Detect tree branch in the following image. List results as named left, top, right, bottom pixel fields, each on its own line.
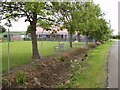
left=37, top=16, right=54, bottom=22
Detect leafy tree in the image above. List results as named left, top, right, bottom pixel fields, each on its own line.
left=0, top=25, right=6, bottom=33
left=117, top=34, right=120, bottom=39
left=52, top=1, right=108, bottom=46
left=81, top=2, right=101, bottom=34
left=72, top=1, right=111, bottom=44
left=0, top=2, right=53, bottom=59
left=88, top=18, right=112, bottom=43
left=52, top=2, right=84, bottom=48
left=77, top=1, right=111, bottom=44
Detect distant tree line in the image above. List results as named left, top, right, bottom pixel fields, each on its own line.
left=112, top=34, right=120, bottom=39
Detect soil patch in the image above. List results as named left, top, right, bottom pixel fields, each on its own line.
left=2, top=44, right=96, bottom=88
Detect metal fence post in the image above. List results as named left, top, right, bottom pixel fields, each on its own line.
left=8, top=28, right=10, bottom=73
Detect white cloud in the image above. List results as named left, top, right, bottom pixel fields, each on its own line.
left=94, top=0, right=119, bottom=35
left=10, top=18, right=29, bottom=32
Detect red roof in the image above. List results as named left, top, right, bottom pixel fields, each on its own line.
left=36, top=27, right=68, bottom=35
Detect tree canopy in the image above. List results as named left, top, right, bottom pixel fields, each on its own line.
left=0, top=1, right=112, bottom=59
left=52, top=1, right=111, bottom=46
left=0, top=2, right=53, bottom=59
left=0, top=25, right=6, bottom=33
left=52, top=2, right=85, bottom=47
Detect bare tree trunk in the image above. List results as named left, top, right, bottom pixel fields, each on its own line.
left=95, top=40, right=97, bottom=45
left=86, top=35, right=88, bottom=44
left=30, top=12, right=40, bottom=59
left=69, top=33, right=73, bottom=48
left=77, top=33, right=80, bottom=42
left=31, top=30, right=40, bottom=59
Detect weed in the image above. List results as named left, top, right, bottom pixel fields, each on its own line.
left=15, top=71, right=26, bottom=85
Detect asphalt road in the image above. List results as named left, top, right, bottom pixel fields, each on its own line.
left=108, top=40, right=118, bottom=88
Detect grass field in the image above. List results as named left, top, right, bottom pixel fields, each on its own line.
left=60, top=41, right=114, bottom=88
left=2, top=41, right=85, bottom=72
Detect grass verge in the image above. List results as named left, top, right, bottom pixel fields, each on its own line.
left=59, top=41, right=114, bottom=88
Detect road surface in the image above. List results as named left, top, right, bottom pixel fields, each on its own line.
left=108, top=40, right=118, bottom=88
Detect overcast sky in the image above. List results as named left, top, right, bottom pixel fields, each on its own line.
left=1, top=0, right=119, bottom=35
left=94, top=0, right=119, bottom=35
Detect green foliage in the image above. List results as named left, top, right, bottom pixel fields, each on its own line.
left=52, top=2, right=80, bottom=34
left=52, top=1, right=111, bottom=46
left=52, top=2, right=85, bottom=47
left=37, top=19, right=52, bottom=30
left=15, top=71, right=26, bottom=84
left=112, top=34, right=120, bottom=39
left=90, top=18, right=112, bottom=42
left=82, top=53, right=88, bottom=61
left=1, top=2, right=54, bottom=59
left=78, top=1, right=111, bottom=42
left=59, top=55, right=69, bottom=63
left=0, top=25, right=6, bottom=33
left=26, top=25, right=32, bottom=35
left=1, top=1, right=112, bottom=53
left=2, top=77, right=9, bottom=87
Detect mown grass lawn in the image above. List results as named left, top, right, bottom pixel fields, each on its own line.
left=60, top=41, right=114, bottom=88
left=2, top=41, right=85, bottom=72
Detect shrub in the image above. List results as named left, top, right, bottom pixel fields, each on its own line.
left=82, top=53, right=88, bottom=61
left=2, top=77, right=9, bottom=87
left=15, top=71, right=26, bottom=85
left=88, top=44, right=96, bottom=49
left=60, top=56, right=66, bottom=62
left=60, top=56, right=69, bottom=62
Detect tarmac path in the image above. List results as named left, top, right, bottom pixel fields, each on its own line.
left=108, top=40, right=118, bottom=88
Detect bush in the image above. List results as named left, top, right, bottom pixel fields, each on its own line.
left=82, top=53, right=88, bottom=61
left=15, top=71, right=26, bottom=85
left=2, top=77, right=9, bottom=87
left=60, top=56, right=66, bottom=62
left=88, top=44, right=96, bottom=49
left=60, top=55, right=69, bottom=61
